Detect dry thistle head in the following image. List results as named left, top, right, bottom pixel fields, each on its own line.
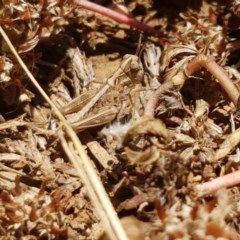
left=151, top=191, right=238, bottom=239
left=0, top=177, right=67, bottom=239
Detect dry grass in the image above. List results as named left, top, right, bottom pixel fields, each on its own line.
left=0, top=0, right=240, bottom=239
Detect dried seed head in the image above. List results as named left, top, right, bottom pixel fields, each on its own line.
left=0, top=179, right=67, bottom=238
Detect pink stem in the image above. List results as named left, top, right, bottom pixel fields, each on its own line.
left=186, top=54, right=239, bottom=105
left=146, top=54, right=240, bottom=118
left=196, top=170, right=240, bottom=196
left=72, top=0, right=158, bottom=34
left=144, top=81, right=173, bottom=117
left=144, top=87, right=162, bottom=117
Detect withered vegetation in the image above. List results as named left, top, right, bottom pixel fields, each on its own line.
left=0, top=0, right=240, bottom=239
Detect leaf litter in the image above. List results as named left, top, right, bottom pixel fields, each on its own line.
left=0, top=0, right=240, bottom=239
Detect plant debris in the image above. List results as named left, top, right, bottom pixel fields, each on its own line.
left=0, top=0, right=240, bottom=239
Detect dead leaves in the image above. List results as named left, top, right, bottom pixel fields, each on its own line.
left=121, top=117, right=171, bottom=165
left=1, top=0, right=240, bottom=239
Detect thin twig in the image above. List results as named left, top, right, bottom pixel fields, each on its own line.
left=59, top=132, right=115, bottom=239
left=0, top=26, right=128, bottom=240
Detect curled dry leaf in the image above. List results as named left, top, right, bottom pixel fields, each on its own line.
left=125, top=145, right=161, bottom=165
left=159, top=44, right=197, bottom=73
left=123, top=116, right=171, bottom=145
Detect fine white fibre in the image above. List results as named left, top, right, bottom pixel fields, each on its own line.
left=100, top=121, right=133, bottom=149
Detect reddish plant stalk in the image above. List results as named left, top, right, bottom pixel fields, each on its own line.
left=185, top=54, right=239, bottom=105
left=144, top=81, right=173, bottom=117
left=196, top=170, right=240, bottom=197
left=72, top=0, right=158, bottom=34
left=145, top=54, right=240, bottom=117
